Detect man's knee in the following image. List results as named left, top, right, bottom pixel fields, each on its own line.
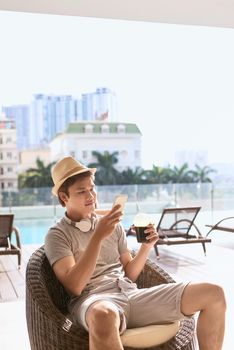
left=207, top=283, right=226, bottom=310
left=181, top=282, right=226, bottom=315
left=86, top=301, right=120, bottom=335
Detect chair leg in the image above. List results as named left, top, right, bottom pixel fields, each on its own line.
left=154, top=244, right=160, bottom=259
left=18, top=252, right=21, bottom=269
left=201, top=242, right=206, bottom=256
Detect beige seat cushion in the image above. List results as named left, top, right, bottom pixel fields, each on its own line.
left=120, top=321, right=180, bottom=348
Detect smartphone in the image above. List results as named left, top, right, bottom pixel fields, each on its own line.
left=112, top=194, right=128, bottom=212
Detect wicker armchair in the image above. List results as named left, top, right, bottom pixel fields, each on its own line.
left=26, top=246, right=195, bottom=350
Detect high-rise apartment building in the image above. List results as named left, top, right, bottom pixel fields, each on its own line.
left=78, top=87, right=117, bottom=121
left=2, top=105, right=30, bottom=149
left=30, top=94, right=77, bottom=146
left=0, top=119, right=19, bottom=190
left=175, top=149, right=208, bottom=168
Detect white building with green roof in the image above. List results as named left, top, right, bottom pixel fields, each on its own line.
left=49, top=122, right=142, bottom=171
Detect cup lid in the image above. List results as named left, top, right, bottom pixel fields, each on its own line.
left=133, top=213, right=154, bottom=226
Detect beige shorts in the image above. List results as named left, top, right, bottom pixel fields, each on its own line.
left=69, top=278, right=191, bottom=334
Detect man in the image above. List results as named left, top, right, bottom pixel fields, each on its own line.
left=45, top=156, right=226, bottom=350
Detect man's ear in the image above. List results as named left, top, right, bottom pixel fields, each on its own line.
left=59, top=192, right=68, bottom=203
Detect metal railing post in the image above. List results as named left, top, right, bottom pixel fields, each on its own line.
left=211, top=183, right=214, bottom=224
left=174, top=184, right=177, bottom=207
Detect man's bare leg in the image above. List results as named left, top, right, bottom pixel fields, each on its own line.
left=86, top=301, right=124, bottom=350
left=181, top=283, right=226, bottom=350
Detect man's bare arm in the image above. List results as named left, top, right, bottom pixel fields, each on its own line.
left=120, top=245, right=151, bottom=282
left=121, top=224, right=159, bottom=282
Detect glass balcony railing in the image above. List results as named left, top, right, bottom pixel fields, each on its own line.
left=0, top=183, right=233, bottom=221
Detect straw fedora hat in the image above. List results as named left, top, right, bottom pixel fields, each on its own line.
left=51, top=156, right=96, bottom=196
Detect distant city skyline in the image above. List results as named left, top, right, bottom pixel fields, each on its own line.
left=2, top=88, right=117, bottom=149
left=0, top=11, right=234, bottom=169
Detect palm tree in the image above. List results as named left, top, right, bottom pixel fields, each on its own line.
left=144, top=165, right=168, bottom=184
left=190, top=164, right=216, bottom=183
left=169, top=163, right=193, bottom=183
left=120, top=167, right=145, bottom=184
left=88, top=151, right=120, bottom=185
left=19, top=158, right=56, bottom=188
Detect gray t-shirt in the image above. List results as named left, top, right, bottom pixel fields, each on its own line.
left=44, top=215, right=129, bottom=295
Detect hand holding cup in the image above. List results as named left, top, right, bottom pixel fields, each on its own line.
left=133, top=213, right=157, bottom=243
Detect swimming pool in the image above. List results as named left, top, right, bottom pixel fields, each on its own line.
left=15, top=215, right=136, bottom=245
left=15, top=218, right=55, bottom=245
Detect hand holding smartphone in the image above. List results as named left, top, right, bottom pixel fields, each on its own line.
left=112, top=194, right=128, bottom=212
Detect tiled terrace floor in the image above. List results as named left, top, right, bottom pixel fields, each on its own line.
left=1, top=231, right=234, bottom=349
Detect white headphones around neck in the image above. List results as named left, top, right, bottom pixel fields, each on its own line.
left=64, top=215, right=96, bottom=232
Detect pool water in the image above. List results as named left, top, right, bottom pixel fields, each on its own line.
left=14, top=215, right=135, bottom=245
left=14, top=218, right=55, bottom=245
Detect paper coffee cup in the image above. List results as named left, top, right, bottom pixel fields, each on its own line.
left=133, top=213, right=153, bottom=243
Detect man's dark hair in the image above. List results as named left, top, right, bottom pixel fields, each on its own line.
left=57, top=171, right=94, bottom=207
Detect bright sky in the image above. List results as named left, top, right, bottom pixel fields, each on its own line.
left=0, top=10, right=234, bottom=168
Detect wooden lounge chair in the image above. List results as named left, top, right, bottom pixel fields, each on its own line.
left=154, top=207, right=211, bottom=258
left=127, top=206, right=211, bottom=259
left=0, top=214, right=22, bottom=268
left=206, top=216, right=234, bottom=237
left=26, top=246, right=195, bottom=350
